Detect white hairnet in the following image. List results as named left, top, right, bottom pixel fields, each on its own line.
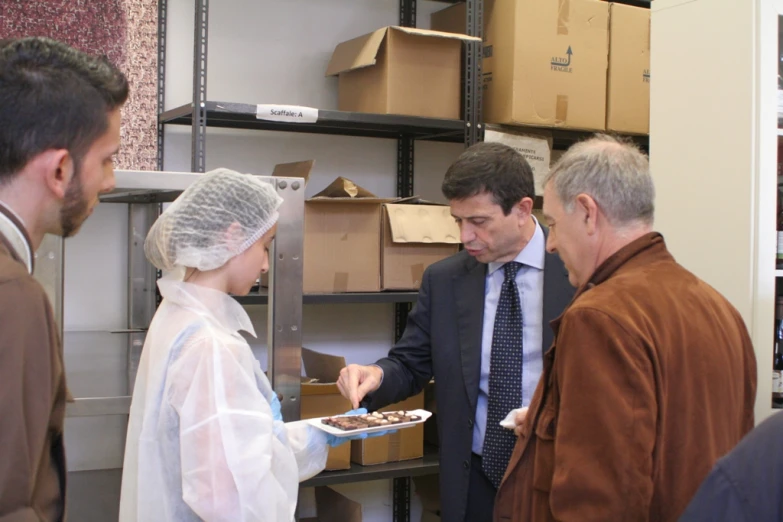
left=145, top=168, right=283, bottom=272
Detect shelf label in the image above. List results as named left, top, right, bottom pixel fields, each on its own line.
left=256, top=104, right=318, bottom=123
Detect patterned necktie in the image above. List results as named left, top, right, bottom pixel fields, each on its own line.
left=482, top=261, right=523, bottom=489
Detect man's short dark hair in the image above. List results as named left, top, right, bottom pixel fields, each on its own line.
left=0, top=37, right=129, bottom=183
left=441, top=141, right=536, bottom=215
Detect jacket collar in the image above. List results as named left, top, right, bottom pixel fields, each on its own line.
left=0, top=200, right=34, bottom=273
left=157, top=275, right=256, bottom=337
left=550, top=232, right=670, bottom=334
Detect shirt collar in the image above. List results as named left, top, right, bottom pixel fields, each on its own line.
left=488, top=216, right=546, bottom=276
left=157, top=275, right=257, bottom=337
left=0, top=200, right=34, bottom=274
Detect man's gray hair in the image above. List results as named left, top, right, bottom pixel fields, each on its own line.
left=543, top=134, right=655, bottom=227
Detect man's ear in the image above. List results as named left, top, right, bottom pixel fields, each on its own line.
left=41, top=149, right=74, bottom=200
left=515, top=196, right=534, bottom=223
left=575, top=193, right=599, bottom=235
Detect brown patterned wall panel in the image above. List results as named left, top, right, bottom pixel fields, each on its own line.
left=0, top=0, right=159, bottom=171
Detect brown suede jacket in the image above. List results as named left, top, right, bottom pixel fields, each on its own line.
left=0, top=212, right=69, bottom=522
left=494, top=233, right=757, bottom=522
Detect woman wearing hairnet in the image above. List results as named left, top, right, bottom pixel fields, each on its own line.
left=118, top=169, right=384, bottom=521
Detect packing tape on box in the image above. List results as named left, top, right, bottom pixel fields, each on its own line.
left=556, top=95, right=569, bottom=124
left=558, top=0, right=570, bottom=36
left=333, top=272, right=349, bottom=292
left=388, top=431, right=402, bottom=462
left=411, top=263, right=425, bottom=287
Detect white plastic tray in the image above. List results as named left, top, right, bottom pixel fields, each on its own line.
left=306, top=409, right=433, bottom=438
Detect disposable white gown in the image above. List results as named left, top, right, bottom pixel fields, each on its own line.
left=119, top=277, right=329, bottom=522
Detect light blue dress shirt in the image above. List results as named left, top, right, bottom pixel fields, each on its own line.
left=472, top=219, right=545, bottom=456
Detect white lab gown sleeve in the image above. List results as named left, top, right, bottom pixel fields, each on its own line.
left=281, top=420, right=330, bottom=482
left=168, top=334, right=328, bottom=522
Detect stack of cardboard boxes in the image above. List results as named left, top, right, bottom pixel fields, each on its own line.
left=429, top=0, right=650, bottom=135
left=303, top=175, right=461, bottom=293
left=262, top=161, right=461, bottom=293
left=322, top=0, right=650, bottom=135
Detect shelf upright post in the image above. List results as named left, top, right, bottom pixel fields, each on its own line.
left=392, top=2, right=417, bottom=521
left=464, top=0, right=484, bottom=147
left=267, top=177, right=306, bottom=422
left=192, top=0, right=209, bottom=173
left=127, top=204, right=160, bottom=395
left=399, top=0, right=416, bottom=28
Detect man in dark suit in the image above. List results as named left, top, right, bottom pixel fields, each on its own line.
left=336, top=142, right=574, bottom=522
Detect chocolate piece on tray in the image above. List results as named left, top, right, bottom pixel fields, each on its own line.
left=321, top=410, right=423, bottom=431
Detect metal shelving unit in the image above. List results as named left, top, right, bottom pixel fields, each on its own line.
left=301, top=445, right=440, bottom=489
left=160, top=102, right=467, bottom=142
left=155, top=1, right=482, bottom=520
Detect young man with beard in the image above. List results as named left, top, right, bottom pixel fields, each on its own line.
left=0, top=37, right=128, bottom=521
left=336, top=142, right=575, bottom=522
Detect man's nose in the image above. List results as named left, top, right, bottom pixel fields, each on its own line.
left=101, top=168, right=116, bottom=193
left=545, top=234, right=556, bottom=254
left=460, top=224, right=475, bottom=244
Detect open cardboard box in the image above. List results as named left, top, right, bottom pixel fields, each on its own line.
left=326, top=26, right=480, bottom=119
left=303, top=174, right=459, bottom=292
left=261, top=163, right=460, bottom=293
left=301, top=348, right=425, bottom=467
left=414, top=474, right=441, bottom=522
left=300, top=486, right=362, bottom=522
left=350, top=391, right=425, bottom=466
left=300, top=348, right=354, bottom=470
left=381, top=200, right=460, bottom=290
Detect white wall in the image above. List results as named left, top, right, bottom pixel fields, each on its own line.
left=63, top=0, right=464, bottom=519
left=650, top=0, right=779, bottom=423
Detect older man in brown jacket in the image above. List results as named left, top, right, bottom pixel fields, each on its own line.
left=494, top=135, right=757, bottom=522
left=0, top=38, right=127, bottom=521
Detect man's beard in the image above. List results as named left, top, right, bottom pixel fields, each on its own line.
left=60, top=170, right=89, bottom=238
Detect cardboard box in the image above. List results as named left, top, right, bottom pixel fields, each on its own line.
left=350, top=392, right=425, bottom=466
left=413, top=475, right=441, bottom=522
left=484, top=127, right=553, bottom=196
left=430, top=2, right=466, bottom=34
left=300, top=348, right=354, bottom=470
left=304, top=179, right=394, bottom=293
left=381, top=202, right=460, bottom=290
left=326, top=26, right=479, bottom=119
left=606, top=3, right=650, bottom=134
left=304, top=177, right=459, bottom=292
left=302, top=487, right=362, bottom=522
left=431, top=0, right=609, bottom=130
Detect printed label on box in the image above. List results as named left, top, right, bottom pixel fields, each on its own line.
left=484, top=129, right=552, bottom=195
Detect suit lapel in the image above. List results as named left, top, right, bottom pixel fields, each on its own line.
left=454, top=254, right=486, bottom=413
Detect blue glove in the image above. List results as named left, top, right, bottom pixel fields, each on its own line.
left=270, top=394, right=283, bottom=422
left=326, top=408, right=398, bottom=448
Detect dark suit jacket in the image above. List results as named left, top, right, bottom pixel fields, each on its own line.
left=363, top=226, right=574, bottom=522
left=678, top=410, right=783, bottom=522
